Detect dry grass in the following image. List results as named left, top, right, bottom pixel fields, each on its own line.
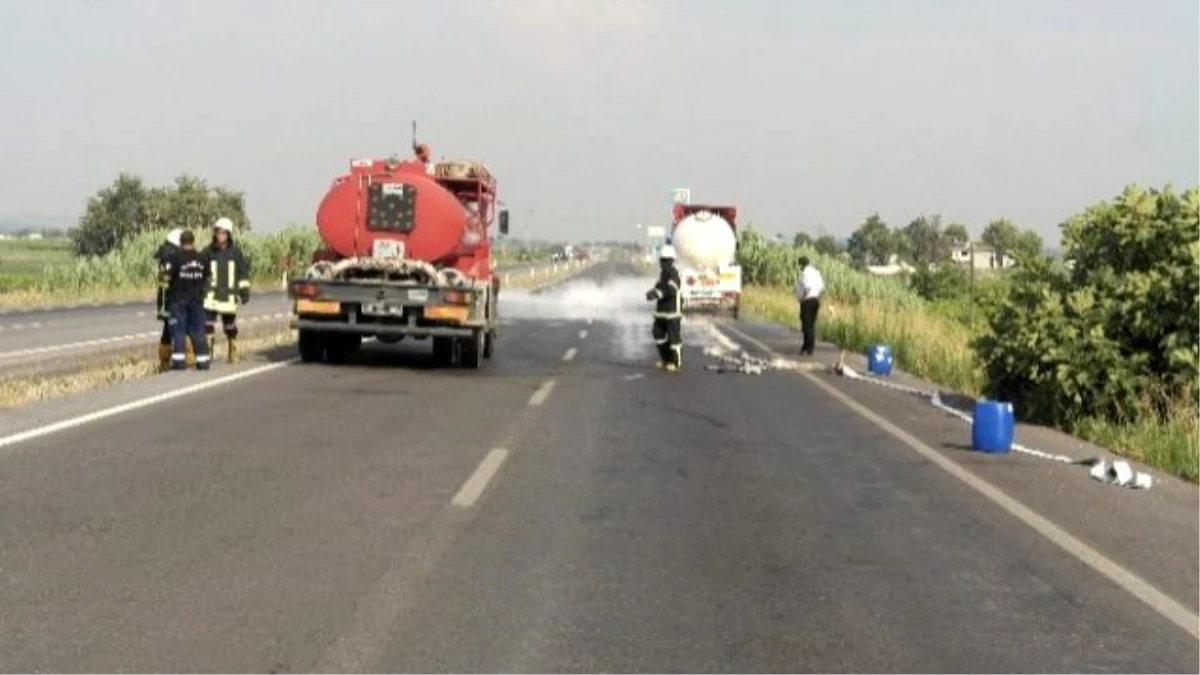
left=741, top=285, right=983, bottom=395
left=741, top=284, right=1199, bottom=482
left=0, top=327, right=296, bottom=409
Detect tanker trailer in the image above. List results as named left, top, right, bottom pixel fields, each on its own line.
left=287, top=148, right=509, bottom=368
left=669, top=203, right=741, bottom=319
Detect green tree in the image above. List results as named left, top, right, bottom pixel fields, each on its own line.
left=792, top=231, right=813, bottom=248
left=980, top=218, right=1022, bottom=261
left=898, top=214, right=951, bottom=266
left=68, top=173, right=250, bottom=257
left=813, top=234, right=842, bottom=258
left=1012, top=229, right=1044, bottom=261
left=943, top=222, right=970, bottom=250
left=846, top=213, right=897, bottom=266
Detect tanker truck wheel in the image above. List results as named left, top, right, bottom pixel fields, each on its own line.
left=432, top=336, right=454, bottom=366
left=482, top=329, right=494, bottom=359
left=460, top=330, right=485, bottom=369
left=325, top=333, right=361, bottom=364
left=298, top=329, right=325, bottom=363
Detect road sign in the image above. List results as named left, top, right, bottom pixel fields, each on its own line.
left=670, top=188, right=690, bottom=205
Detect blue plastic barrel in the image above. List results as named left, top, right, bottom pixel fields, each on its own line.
left=867, top=344, right=893, bottom=376
left=972, top=400, right=1014, bottom=453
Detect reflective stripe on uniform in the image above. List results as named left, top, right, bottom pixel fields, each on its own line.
left=195, top=354, right=211, bottom=363
left=654, top=312, right=682, bottom=319
left=204, top=297, right=238, bottom=313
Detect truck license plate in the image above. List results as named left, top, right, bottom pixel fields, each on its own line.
left=407, top=289, right=428, bottom=302
left=362, top=302, right=403, bottom=317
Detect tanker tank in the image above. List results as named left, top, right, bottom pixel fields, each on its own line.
left=314, top=165, right=482, bottom=264
left=671, top=212, right=737, bottom=270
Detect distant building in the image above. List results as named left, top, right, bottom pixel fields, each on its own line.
left=950, top=242, right=1015, bottom=270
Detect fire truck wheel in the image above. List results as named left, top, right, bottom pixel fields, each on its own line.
left=298, top=329, right=325, bottom=363
left=325, top=333, right=361, bottom=364
left=432, top=336, right=454, bottom=366
left=461, top=330, right=484, bottom=369
left=483, top=329, right=494, bottom=359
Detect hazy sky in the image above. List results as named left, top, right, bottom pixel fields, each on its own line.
left=1, top=0, right=1196, bottom=244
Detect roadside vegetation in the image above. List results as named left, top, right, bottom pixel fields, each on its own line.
left=738, top=183, right=1199, bottom=482
left=0, top=172, right=558, bottom=310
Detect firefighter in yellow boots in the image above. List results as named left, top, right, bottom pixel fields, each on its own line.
left=201, top=217, right=251, bottom=363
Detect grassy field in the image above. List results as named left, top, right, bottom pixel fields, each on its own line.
left=740, top=284, right=1199, bottom=482
left=0, top=238, right=74, bottom=294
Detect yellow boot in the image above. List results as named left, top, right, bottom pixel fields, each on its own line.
left=157, top=343, right=172, bottom=373
left=185, top=337, right=197, bottom=367
left=227, top=337, right=239, bottom=364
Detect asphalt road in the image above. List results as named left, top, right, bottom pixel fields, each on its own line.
left=0, top=262, right=1195, bottom=673
left=0, top=263, right=565, bottom=377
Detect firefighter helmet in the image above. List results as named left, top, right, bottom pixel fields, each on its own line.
left=659, top=244, right=677, bottom=260
left=213, top=217, right=235, bottom=234
left=166, top=228, right=183, bottom=247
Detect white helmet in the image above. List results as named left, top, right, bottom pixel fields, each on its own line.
left=659, top=244, right=676, bottom=260
left=213, top=217, right=235, bottom=234
left=166, top=228, right=183, bottom=247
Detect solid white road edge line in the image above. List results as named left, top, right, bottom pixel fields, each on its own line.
left=717, top=321, right=1200, bottom=640
left=527, top=379, right=556, bottom=406
left=0, top=361, right=294, bottom=453
left=451, top=448, right=510, bottom=508
left=563, top=347, right=577, bottom=362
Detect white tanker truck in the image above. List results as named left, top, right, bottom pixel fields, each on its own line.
left=668, top=202, right=741, bottom=319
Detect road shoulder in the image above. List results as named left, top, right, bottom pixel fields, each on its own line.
left=719, top=318, right=1200, bottom=619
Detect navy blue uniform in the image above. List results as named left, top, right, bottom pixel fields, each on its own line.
left=163, top=249, right=212, bottom=370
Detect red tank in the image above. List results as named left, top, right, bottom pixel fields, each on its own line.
left=314, top=156, right=493, bottom=273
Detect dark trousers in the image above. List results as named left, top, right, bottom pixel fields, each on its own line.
left=170, top=299, right=210, bottom=369
left=205, top=310, right=238, bottom=340
left=799, top=297, right=820, bottom=355
left=652, top=317, right=683, bottom=367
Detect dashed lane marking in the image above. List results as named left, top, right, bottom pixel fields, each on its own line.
left=0, top=313, right=293, bottom=360
left=563, top=347, right=577, bottom=362
left=527, top=379, right=556, bottom=406
left=451, top=448, right=510, bottom=508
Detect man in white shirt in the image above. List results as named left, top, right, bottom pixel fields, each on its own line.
left=794, top=256, right=824, bottom=356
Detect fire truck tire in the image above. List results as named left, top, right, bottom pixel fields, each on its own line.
left=483, top=329, right=495, bottom=359
left=461, top=330, right=484, bottom=369
left=432, top=336, right=454, bottom=366
left=325, top=333, right=361, bottom=364
left=298, top=329, right=325, bottom=363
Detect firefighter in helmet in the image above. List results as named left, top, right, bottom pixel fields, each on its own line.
left=645, top=244, right=684, bottom=371
left=153, top=228, right=195, bottom=371
left=201, top=217, right=251, bottom=362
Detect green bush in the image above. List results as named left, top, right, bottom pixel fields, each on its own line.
left=972, top=184, right=1199, bottom=427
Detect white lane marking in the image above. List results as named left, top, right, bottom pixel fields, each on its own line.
left=563, top=347, right=577, bottom=362
left=0, top=361, right=293, bottom=453
left=624, top=373, right=645, bottom=381
left=527, top=379, right=556, bottom=406
left=0, top=313, right=293, bottom=360
left=0, top=332, right=160, bottom=359
left=717, top=322, right=1200, bottom=640
left=578, top=329, right=588, bottom=340
left=451, top=448, right=509, bottom=508
left=136, top=311, right=147, bottom=317
left=586, top=318, right=594, bottom=326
